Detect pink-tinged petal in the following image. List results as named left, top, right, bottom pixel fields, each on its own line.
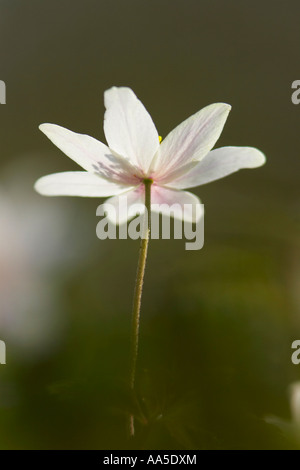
left=104, top=87, right=160, bottom=172
left=163, top=146, right=266, bottom=189
left=34, top=172, right=135, bottom=197
left=102, top=185, right=145, bottom=225
left=39, top=123, right=139, bottom=185
left=156, top=160, right=199, bottom=185
left=154, top=103, right=231, bottom=178
left=151, top=186, right=203, bottom=223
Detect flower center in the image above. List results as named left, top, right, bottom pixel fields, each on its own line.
left=143, top=177, right=153, bottom=185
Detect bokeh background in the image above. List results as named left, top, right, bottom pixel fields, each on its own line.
left=0, top=0, right=300, bottom=449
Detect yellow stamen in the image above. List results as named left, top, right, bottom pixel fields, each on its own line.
left=158, top=135, right=162, bottom=143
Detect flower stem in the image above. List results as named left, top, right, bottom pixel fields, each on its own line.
left=128, top=179, right=152, bottom=437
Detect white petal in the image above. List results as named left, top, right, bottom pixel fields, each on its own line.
left=151, top=186, right=203, bottom=223
left=163, top=146, right=266, bottom=189
left=104, top=87, right=160, bottom=172
left=154, top=103, right=231, bottom=177
left=39, top=123, right=139, bottom=184
left=156, top=160, right=199, bottom=185
left=102, top=186, right=145, bottom=225
left=34, top=172, right=134, bottom=197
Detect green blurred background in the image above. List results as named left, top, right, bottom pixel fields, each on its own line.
left=0, top=0, right=300, bottom=449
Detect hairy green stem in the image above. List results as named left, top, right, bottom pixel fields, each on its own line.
left=128, top=179, right=152, bottom=437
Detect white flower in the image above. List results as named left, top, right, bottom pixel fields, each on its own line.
left=35, top=87, right=266, bottom=223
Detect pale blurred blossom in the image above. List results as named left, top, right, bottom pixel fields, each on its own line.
left=0, top=160, right=92, bottom=360
left=289, top=381, right=300, bottom=428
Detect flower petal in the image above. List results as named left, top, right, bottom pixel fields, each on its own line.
left=156, top=160, right=199, bottom=185
left=154, top=103, right=231, bottom=177
left=34, top=172, right=134, bottom=197
left=104, top=87, right=160, bottom=172
left=102, top=185, right=145, bottom=225
left=151, top=186, right=203, bottom=223
left=39, top=123, right=139, bottom=185
left=163, top=146, right=266, bottom=189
